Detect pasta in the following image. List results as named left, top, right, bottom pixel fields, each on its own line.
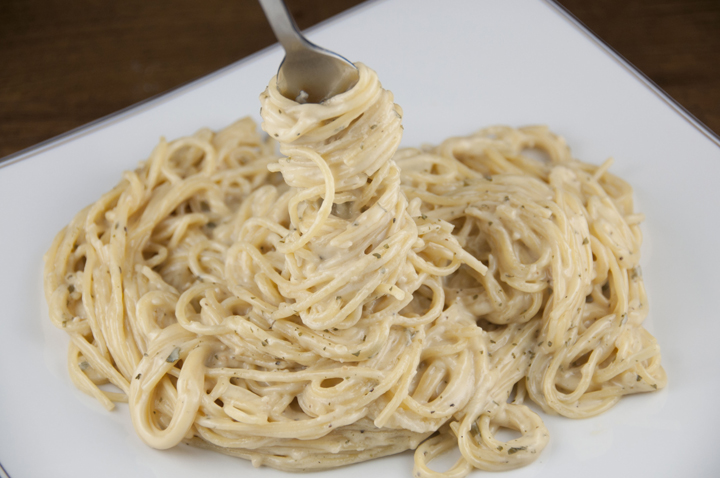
left=44, top=63, right=666, bottom=476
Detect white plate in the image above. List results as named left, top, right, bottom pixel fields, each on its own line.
left=1, top=1, right=719, bottom=477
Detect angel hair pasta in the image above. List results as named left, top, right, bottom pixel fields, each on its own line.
left=44, top=63, right=666, bottom=476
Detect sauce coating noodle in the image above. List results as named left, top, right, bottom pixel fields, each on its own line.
left=44, top=64, right=665, bottom=475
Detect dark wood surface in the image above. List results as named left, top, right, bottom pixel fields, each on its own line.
left=558, top=0, right=720, bottom=137
left=1, top=0, right=718, bottom=159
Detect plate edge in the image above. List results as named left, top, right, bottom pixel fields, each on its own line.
left=544, top=0, right=720, bottom=149
left=0, top=461, right=12, bottom=478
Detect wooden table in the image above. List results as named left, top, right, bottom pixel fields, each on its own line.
left=1, top=0, right=718, bottom=159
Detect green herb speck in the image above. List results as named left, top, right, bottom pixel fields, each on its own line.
left=166, top=347, right=181, bottom=363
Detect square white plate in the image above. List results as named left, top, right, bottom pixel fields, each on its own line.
left=2, top=1, right=719, bottom=477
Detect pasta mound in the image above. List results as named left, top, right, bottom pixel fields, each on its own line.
left=44, top=64, right=665, bottom=476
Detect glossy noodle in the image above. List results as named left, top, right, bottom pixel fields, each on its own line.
left=44, top=64, right=666, bottom=476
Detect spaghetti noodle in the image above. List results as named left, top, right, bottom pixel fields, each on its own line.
left=44, top=63, right=665, bottom=476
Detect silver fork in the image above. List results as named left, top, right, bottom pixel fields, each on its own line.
left=258, top=0, right=359, bottom=103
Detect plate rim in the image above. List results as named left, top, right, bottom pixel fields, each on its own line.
left=544, top=0, right=720, bottom=148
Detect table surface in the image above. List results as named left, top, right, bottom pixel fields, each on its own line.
left=1, top=0, right=718, bottom=159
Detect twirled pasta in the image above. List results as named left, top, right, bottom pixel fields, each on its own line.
left=44, top=63, right=665, bottom=476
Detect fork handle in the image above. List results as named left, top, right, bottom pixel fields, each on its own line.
left=258, top=0, right=309, bottom=53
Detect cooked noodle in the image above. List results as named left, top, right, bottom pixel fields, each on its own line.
left=44, top=63, right=665, bottom=475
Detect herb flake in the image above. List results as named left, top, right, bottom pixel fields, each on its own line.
left=166, top=347, right=181, bottom=363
